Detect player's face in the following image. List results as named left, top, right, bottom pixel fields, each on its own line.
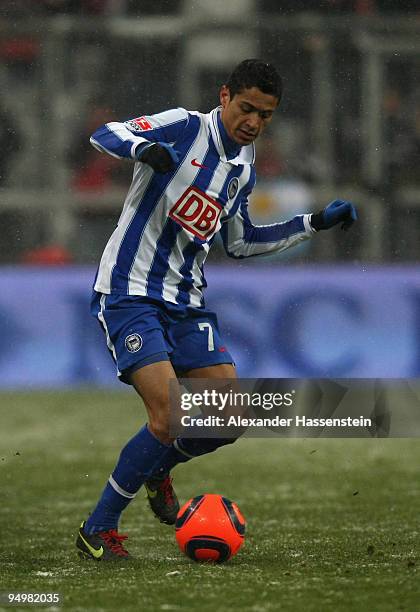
left=219, top=85, right=279, bottom=146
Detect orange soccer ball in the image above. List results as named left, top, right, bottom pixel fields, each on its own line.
left=175, top=494, right=246, bottom=563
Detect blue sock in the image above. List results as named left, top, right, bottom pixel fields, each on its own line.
left=85, top=425, right=170, bottom=534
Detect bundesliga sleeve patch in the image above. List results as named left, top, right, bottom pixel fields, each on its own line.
left=125, top=116, right=153, bottom=132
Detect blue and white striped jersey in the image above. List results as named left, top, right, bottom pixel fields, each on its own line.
left=91, top=107, right=314, bottom=308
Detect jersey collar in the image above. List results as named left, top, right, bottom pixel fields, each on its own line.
left=209, top=107, right=255, bottom=166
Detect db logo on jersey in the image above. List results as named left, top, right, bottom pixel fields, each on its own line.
left=170, top=186, right=222, bottom=240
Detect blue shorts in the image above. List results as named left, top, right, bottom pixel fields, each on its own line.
left=91, top=292, right=234, bottom=384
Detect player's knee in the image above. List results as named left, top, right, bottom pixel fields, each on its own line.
left=148, top=416, right=174, bottom=445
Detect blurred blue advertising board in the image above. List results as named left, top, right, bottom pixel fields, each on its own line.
left=1, top=266, right=419, bottom=388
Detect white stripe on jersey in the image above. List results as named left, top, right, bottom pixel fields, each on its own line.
left=95, top=165, right=155, bottom=294
left=188, top=243, right=210, bottom=307
left=127, top=120, right=210, bottom=295
left=161, top=231, right=197, bottom=304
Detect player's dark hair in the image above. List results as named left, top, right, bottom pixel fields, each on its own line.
left=225, top=59, right=283, bottom=102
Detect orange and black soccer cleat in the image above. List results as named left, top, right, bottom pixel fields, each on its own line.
left=144, top=474, right=180, bottom=525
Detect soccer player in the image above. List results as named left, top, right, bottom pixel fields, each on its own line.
left=76, top=59, right=357, bottom=560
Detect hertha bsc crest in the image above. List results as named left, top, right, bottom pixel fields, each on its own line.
left=125, top=333, right=143, bottom=353
left=228, top=177, right=239, bottom=200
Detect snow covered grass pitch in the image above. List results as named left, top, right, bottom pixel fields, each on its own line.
left=0, top=391, right=419, bottom=611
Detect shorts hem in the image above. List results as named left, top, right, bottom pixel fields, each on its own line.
left=119, top=351, right=170, bottom=384
left=173, top=356, right=235, bottom=375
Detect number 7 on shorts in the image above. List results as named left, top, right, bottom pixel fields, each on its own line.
left=198, top=322, right=215, bottom=351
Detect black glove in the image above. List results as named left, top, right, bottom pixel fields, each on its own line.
left=310, top=199, right=358, bottom=231
left=136, top=142, right=180, bottom=173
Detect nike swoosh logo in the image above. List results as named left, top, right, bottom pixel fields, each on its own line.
left=79, top=530, right=104, bottom=559
left=191, top=158, right=208, bottom=169
left=145, top=484, right=157, bottom=498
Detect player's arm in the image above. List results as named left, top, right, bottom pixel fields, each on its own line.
left=221, top=196, right=357, bottom=259
left=89, top=108, right=189, bottom=173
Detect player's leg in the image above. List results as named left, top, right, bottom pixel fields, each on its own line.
left=128, top=363, right=181, bottom=525
left=139, top=310, right=238, bottom=525
left=78, top=360, right=181, bottom=559
left=78, top=294, right=179, bottom=559
left=147, top=305, right=241, bottom=481
left=129, top=360, right=178, bottom=444
left=153, top=363, right=240, bottom=477
left=137, top=315, right=244, bottom=525
left=140, top=363, right=239, bottom=526
left=82, top=361, right=178, bottom=533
